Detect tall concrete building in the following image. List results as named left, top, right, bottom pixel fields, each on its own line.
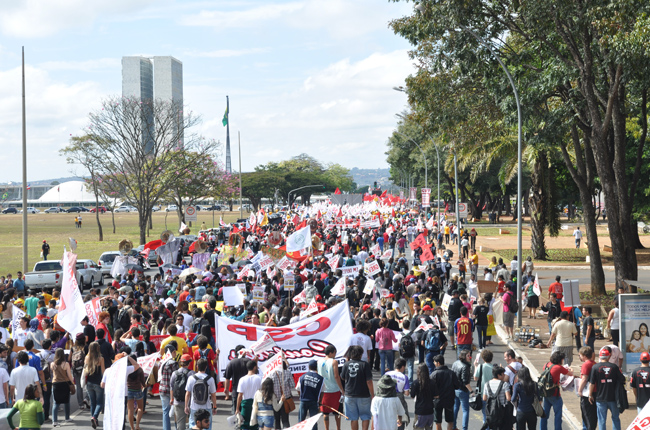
left=122, top=55, right=184, bottom=150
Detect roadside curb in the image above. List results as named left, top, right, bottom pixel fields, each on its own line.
left=494, top=324, right=582, bottom=430
left=531, top=265, right=650, bottom=271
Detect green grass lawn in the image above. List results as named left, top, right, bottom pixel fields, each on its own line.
left=489, top=247, right=598, bottom=263
left=0, top=210, right=249, bottom=275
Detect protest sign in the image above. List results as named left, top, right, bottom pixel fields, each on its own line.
left=365, top=261, right=381, bottom=276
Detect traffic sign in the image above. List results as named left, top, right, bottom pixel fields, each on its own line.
left=185, top=205, right=197, bottom=222
left=458, top=202, right=468, bottom=218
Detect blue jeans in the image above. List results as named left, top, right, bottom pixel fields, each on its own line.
left=425, top=350, right=440, bottom=374
left=299, top=400, right=320, bottom=430
left=476, top=326, right=488, bottom=348
left=378, top=349, right=395, bottom=375
left=86, top=381, right=104, bottom=420
left=453, top=390, right=469, bottom=430
left=405, top=357, right=415, bottom=384
left=52, top=399, right=70, bottom=423
left=541, top=396, right=563, bottom=430
left=584, top=337, right=595, bottom=351
left=596, top=401, right=620, bottom=430
left=160, top=394, right=172, bottom=430
left=547, top=321, right=553, bottom=335
left=457, top=344, right=472, bottom=359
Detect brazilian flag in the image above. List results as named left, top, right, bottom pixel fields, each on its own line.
left=222, top=106, right=228, bottom=126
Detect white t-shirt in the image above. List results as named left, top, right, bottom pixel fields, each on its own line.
left=0, top=368, right=10, bottom=404
left=573, top=229, right=583, bottom=239
left=186, top=372, right=217, bottom=410
left=9, top=365, right=39, bottom=400
left=13, top=328, right=28, bottom=347
left=349, top=333, right=372, bottom=361
left=0, top=327, right=10, bottom=344
left=504, top=361, right=522, bottom=384
left=237, top=374, right=262, bottom=400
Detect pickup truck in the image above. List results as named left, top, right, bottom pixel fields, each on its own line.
left=24, top=261, right=80, bottom=290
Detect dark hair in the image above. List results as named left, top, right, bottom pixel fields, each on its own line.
left=197, top=358, right=208, bottom=372
left=379, top=318, right=388, bottom=328
left=246, top=360, right=258, bottom=372
left=132, top=328, right=141, bottom=338
left=167, top=325, right=177, bottom=336
left=24, top=384, right=38, bottom=401
left=194, top=409, right=211, bottom=422
left=324, top=345, right=337, bottom=356
left=481, top=349, right=493, bottom=363
left=458, top=349, right=471, bottom=362
left=433, top=354, right=444, bottom=365
left=348, top=345, right=364, bottom=361
left=559, top=311, right=569, bottom=319
left=96, top=328, right=105, bottom=339
left=505, top=349, right=516, bottom=360
left=579, top=346, right=593, bottom=360
left=517, top=366, right=535, bottom=396
left=261, top=378, right=274, bottom=403
left=402, top=319, right=410, bottom=330
left=460, top=307, right=468, bottom=316
left=17, top=351, right=29, bottom=365
left=24, top=339, right=34, bottom=350
left=550, top=351, right=565, bottom=365
left=416, top=363, right=432, bottom=397
left=492, top=365, right=505, bottom=378
left=356, top=319, right=370, bottom=333
left=42, top=339, right=52, bottom=350
left=583, top=306, right=592, bottom=314
left=395, top=358, right=406, bottom=369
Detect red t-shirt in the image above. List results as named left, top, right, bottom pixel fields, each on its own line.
left=455, top=317, right=474, bottom=345
left=179, top=291, right=190, bottom=302
left=549, top=282, right=564, bottom=299
left=545, top=362, right=570, bottom=396
left=191, top=347, right=216, bottom=372
left=581, top=360, right=595, bottom=378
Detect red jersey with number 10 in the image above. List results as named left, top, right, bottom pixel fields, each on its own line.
left=455, top=317, right=474, bottom=345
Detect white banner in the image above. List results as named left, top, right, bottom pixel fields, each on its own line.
left=58, top=250, right=86, bottom=336
left=11, top=306, right=26, bottom=341
left=249, top=332, right=278, bottom=358
left=409, top=187, right=417, bottom=201
left=628, top=397, right=650, bottom=430
left=252, top=286, right=264, bottom=303
left=292, top=289, right=306, bottom=304
left=380, top=249, right=393, bottom=260
left=223, top=286, right=245, bottom=307
left=362, top=279, right=375, bottom=295
left=532, top=273, right=541, bottom=296
left=84, top=297, right=104, bottom=327
left=421, top=188, right=431, bottom=207
left=327, top=255, right=340, bottom=271
left=340, top=265, right=361, bottom=278
left=277, top=256, right=291, bottom=271
left=365, top=261, right=381, bottom=277
left=300, top=299, right=318, bottom=318
left=259, top=255, right=274, bottom=271
left=104, top=356, right=128, bottom=430
left=137, top=353, right=159, bottom=377
left=216, top=301, right=353, bottom=378
left=286, top=413, right=323, bottom=430
left=260, top=351, right=284, bottom=380
left=286, top=226, right=311, bottom=253
left=330, top=278, right=346, bottom=297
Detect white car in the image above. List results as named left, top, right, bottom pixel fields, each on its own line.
left=75, top=259, right=103, bottom=289
left=166, top=205, right=178, bottom=212
left=24, top=207, right=39, bottom=214
left=115, top=206, right=135, bottom=212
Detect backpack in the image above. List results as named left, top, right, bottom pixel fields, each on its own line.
left=485, top=380, right=507, bottom=427
left=72, top=348, right=85, bottom=373
left=399, top=332, right=416, bottom=358
left=424, top=329, right=441, bottom=352
left=507, top=292, right=519, bottom=313
left=537, top=364, right=558, bottom=397
left=172, top=368, right=190, bottom=402
left=41, top=353, right=52, bottom=381
left=192, top=374, right=211, bottom=404
left=117, top=307, right=131, bottom=332
left=191, top=318, right=208, bottom=334
left=197, top=349, right=216, bottom=379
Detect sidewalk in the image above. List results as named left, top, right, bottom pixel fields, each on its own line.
left=496, top=309, right=637, bottom=430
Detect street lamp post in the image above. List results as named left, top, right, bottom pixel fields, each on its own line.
left=287, top=185, right=324, bottom=208
left=395, top=131, right=428, bottom=190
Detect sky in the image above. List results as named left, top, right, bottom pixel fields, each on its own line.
left=0, top=0, right=416, bottom=183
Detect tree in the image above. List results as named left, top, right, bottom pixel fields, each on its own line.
left=60, top=136, right=105, bottom=241
left=241, top=171, right=286, bottom=211
left=72, top=96, right=216, bottom=244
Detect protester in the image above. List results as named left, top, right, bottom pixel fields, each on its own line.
left=540, top=351, right=573, bottom=430
left=237, top=360, right=262, bottom=430
left=430, top=355, right=460, bottom=430
left=451, top=350, right=472, bottom=430
left=386, top=358, right=410, bottom=430
left=482, top=365, right=512, bottom=430
left=578, top=347, right=596, bottom=430
left=375, top=318, right=397, bottom=375
left=317, top=345, right=344, bottom=430
left=159, top=345, right=180, bottom=430
left=6, top=384, right=44, bottom=430
left=251, top=378, right=284, bottom=430
left=51, top=348, right=74, bottom=427
left=341, top=345, right=374, bottom=430
left=547, top=311, right=578, bottom=366
left=83, top=341, right=105, bottom=429
left=371, top=375, right=404, bottom=430
left=170, top=353, right=194, bottom=430
left=512, top=366, right=539, bottom=430
left=297, top=360, right=324, bottom=429
left=589, top=346, right=623, bottom=430
left=630, top=351, right=650, bottom=413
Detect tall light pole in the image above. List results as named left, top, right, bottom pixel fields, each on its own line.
left=454, top=153, right=461, bottom=258
left=21, top=47, right=28, bottom=273
left=288, top=185, right=324, bottom=208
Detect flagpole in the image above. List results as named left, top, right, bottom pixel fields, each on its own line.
left=225, top=95, right=231, bottom=173
left=239, top=131, right=243, bottom=220
left=21, top=46, right=28, bottom=274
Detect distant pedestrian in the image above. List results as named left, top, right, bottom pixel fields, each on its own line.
left=582, top=307, right=596, bottom=351
left=430, top=355, right=460, bottom=430
left=547, top=311, right=578, bottom=366
left=573, top=227, right=583, bottom=248
left=41, top=240, right=50, bottom=260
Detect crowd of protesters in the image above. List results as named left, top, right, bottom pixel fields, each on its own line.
left=0, top=205, right=637, bottom=430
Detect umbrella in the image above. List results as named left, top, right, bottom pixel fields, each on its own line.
left=179, top=267, right=202, bottom=280
left=237, top=259, right=252, bottom=267
left=161, top=263, right=180, bottom=270
left=124, top=264, right=144, bottom=272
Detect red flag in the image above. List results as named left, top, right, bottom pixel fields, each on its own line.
left=409, top=233, right=427, bottom=251
left=380, top=190, right=387, bottom=198
left=317, top=210, right=322, bottom=219
left=292, top=214, right=300, bottom=225
left=232, top=225, right=240, bottom=234
left=297, top=219, right=307, bottom=230
left=444, top=203, right=449, bottom=212
left=391, top=208, right=396, bottom=218
left=420, top=245, right=435, bottom=262
left=334, top=187, right=341, bottom=195
left=482, top=203, right=487, bottom=210
left=337, top=207, right=343, bottom=218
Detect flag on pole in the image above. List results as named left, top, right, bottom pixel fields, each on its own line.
left=26, top=184, right=31, bottom=190
left=220, top=217, right=226, bottom=227
left=222, top=106, right=228, bottom=126
left=334, top=188, right=341, bottom=195
left=58, top=249, right=86, bottom=336
left=300, top=299, right=318, bottom=318
left=286, top=225, right=311, bottom=253
left=532, top=273, right=541, bottom=296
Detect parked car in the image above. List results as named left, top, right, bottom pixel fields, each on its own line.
left=75, top=259, right=102, bottom=289
left=97, top=251, right=120, bottom=277
left=89, top=206, right=107, bottom=213
left=203, top=205, right=222, bottom=211
left=44, top=207, right=64, bottom=213
left=115, top=206, right=136, bottom=213
left=166, top=205, right=178, bottom=212
left=66, top=206, right=89, bottom=213
left=22, top=207, right=40, bottom=214
left=152, top=205, right=161, bottom=212
left=24, top=261, right=80, bottom=290
left=2, top=208, right=17, bottom=214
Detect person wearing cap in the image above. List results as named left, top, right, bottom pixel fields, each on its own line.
left=589, top=346, right=624, bottom=430
left=578, top=347, right=597, bottom=430
left=297, top=359, right=324, bottom=430
left=631, top=351, right=650, bottom=413
left=371, top=374, right=404, bottom=430
left=169, top=352, right=194, bottom=430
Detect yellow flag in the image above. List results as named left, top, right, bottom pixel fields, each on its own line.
left=261, top=212, right=269, bottom=226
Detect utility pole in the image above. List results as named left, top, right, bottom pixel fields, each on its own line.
left=238, top=131, right=243, bottom=219
left=21, top=47, right=28, bottom=273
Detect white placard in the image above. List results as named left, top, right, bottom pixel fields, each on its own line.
left=562, top=280, right=580, bottom=307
